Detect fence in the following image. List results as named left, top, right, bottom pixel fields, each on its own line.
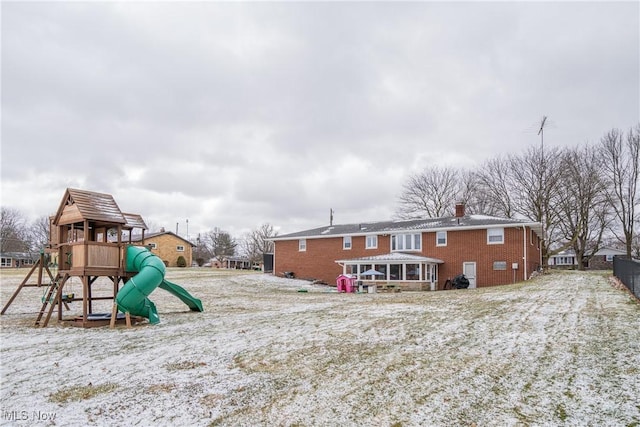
left=613, top=256, right=640, bottom=300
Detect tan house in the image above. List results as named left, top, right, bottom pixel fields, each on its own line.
left=130, top=231, right=194, bottom=267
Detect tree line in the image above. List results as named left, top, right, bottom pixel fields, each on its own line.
left=396, top=123, right=640, bottom=267
left=191, top=223, right=276, bottom=267
left=0, top=207, right=277, bottom=268
left=2, top=124, right=637, bottom=269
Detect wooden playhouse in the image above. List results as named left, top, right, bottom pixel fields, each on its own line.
left=2, top=188, right=150, bottom=327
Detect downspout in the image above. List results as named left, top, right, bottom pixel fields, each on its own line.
left=522, top=226, right=528, bottom=281
left=272, top=242, right=276, bottom=276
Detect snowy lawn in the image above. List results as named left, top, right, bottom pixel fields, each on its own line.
left=1, top=268, right=639, bottom=426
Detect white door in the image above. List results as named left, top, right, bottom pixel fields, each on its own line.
left=463, top=262, right=477, bottom=288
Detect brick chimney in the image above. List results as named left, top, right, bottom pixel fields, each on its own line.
left=455, top=202, right=465, bottom=218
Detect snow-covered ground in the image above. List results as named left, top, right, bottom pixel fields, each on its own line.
left=1, top=269, right=639, bottom=426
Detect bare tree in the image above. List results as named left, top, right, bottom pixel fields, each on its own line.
left=0, top=208, right=30, bottom=252
left=201, top=229, right=237, bottom=260
left=192, top=233, right=209, bottom=266
left=395, top=166, right=462, bottom=219
left=474, top=156, right=517, bottom=218
left=600, top=124, right=640, bottom=257
left=554, top=144, right=610, bottom=269
left=242, top=223, right=277, bottom=264
left=29, top=215, right=51, bottom=251
left=509, top=145, right=564, bottom=265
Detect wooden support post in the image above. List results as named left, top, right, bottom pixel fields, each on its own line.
left=1, top=257, right=41, bottom=314
left=125, top=312, right=131, bottom=328
left=87, top=276, right=93, bottom=315
left=82, top=276, right=89, bottom=327
left=110, top=303, right=118, bottom=328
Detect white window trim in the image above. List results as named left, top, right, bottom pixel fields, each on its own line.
left=391, top=233, right=422, bottom=252
left=176, top=245, right=185, bottom=252
left=436, top=231, right=447, bottom=247
left=487, top=228, right=504, bottom=245
left=343, top=236, right=352, bottom=250
left=149, top=243, right=157, bottom=250
left=299, top=239, right=306, bottom=252
left=365, top=235, right=378, bottom=249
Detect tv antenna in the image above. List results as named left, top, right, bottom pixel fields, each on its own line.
left=537, top=115, right=547, bottom=154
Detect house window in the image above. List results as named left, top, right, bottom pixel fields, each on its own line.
left=406, top=264, right=420, bottom=280
left=1, top=257, right=11, bottom=267
left=299, top=239, right=306, bottom=252
left=556, top=256, right=575, bottom=265
left=176, top=245, right=185, bottom=252
left=148, top=243, right=157, bottom=250
left=389, top=264, right=401, bottom=280
left=391, top=233, right=422, bottom=251
left=343, top=236, right=352, bottom=250
left=436, top=231, right=447, bottom=246
left=605, top=255, right=614, bottom=262
left=366, top=235, right=378, bottom=249
left=487, top=228, right=504, bottom=244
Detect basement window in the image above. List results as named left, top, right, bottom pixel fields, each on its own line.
left=493, top=261, right=507, bottom=271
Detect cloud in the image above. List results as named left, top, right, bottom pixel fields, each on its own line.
left=2, top=1, right=638, bottom=239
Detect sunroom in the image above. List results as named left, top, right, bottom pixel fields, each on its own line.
left=335, top=252, right=444, bottom=291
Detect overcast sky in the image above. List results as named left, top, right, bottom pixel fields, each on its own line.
left=1, top=1, right=638, bottom=240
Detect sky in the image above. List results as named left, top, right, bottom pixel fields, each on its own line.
left=1, top=1, right=638, bottom=241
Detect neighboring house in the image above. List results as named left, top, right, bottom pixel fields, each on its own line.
left=548, top=247, right=627, bottom=270
left=210, top=256, right=252, bottom=269
left=270, top=204, right=543, bottom=290
left=0, top=252, right=38, bottom=268
left=129, top=231, right=194, bottom=267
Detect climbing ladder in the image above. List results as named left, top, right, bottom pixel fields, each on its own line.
left=34, top=273, right=70, bottom=327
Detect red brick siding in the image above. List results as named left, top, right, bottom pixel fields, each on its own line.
left=274, top=226, right=541, bottom=288
left=430, top=227, right=540, bottom=287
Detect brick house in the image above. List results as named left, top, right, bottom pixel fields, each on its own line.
left=548, top=247, right=626, bottom=270
left=130, top=231, right=194, bottom=267
left=270, top=204, right=543, bottom=290
left=0, top=252, right=38, bottom=268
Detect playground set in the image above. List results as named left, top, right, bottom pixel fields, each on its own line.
left=1, top=188, right=203, bottom=328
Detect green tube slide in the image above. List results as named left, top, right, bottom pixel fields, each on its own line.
left=115, top=246, right=203, bottom=324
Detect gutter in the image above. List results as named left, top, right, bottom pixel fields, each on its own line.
left=271, top=222, right=544, bottom=242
